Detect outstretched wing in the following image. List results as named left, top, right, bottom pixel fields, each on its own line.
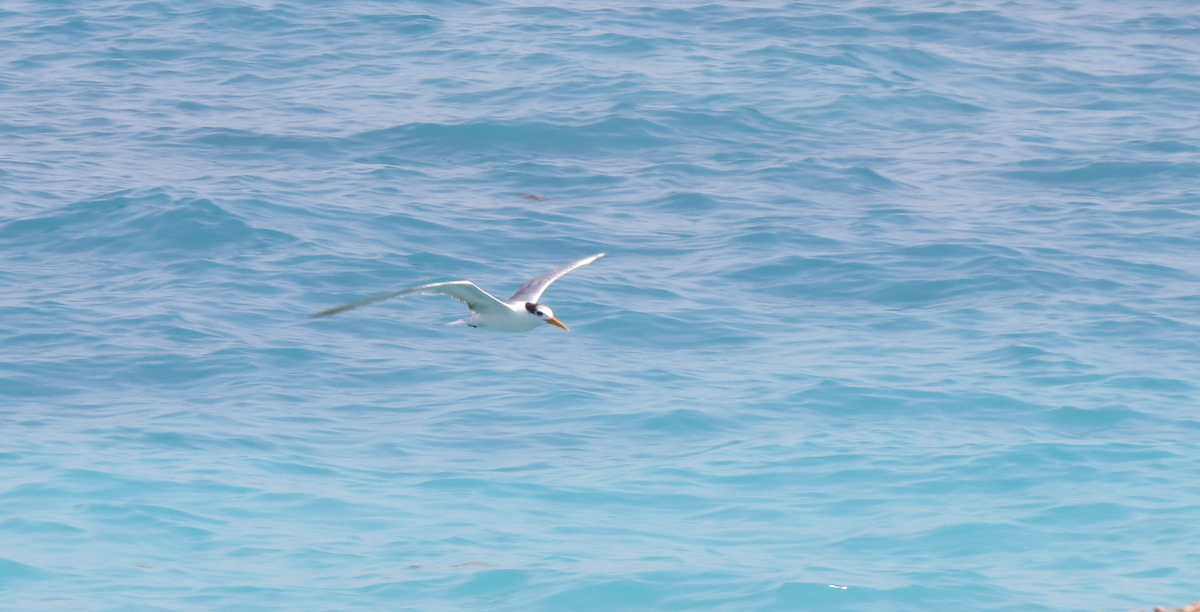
left=312, top=281, right=509, bottom=318
left=507, top=253, right=605, bottom=304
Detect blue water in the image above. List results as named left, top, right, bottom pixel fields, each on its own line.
left=2, top=1, right=1199, bottom=611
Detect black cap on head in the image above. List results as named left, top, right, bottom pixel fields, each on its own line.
left=525, top=302, right=538, bottom=314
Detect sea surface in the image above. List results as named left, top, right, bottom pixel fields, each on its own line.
left=2, top=1, right=1199, bottom=611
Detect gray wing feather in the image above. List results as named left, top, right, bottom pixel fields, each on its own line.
left=507, top=253, right=605, bottom=304
left=312, top=281, right=508, bottom=318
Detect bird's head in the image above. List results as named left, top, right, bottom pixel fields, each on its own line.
left=525, top=302, right=568, bottom=330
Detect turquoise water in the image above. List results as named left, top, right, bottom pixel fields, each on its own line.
left=2, top=1, right=1199, bottom=611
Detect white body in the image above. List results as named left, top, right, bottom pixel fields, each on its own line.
left=312, top=253, right=605, bottom=332
left=454, top=303, right=544, bottom=331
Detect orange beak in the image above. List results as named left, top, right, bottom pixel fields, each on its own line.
left=546, top=317, right=569, bottom=331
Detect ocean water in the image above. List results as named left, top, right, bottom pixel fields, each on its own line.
left=2, top=1, right=1199, bottom=611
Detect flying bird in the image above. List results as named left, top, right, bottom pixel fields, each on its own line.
left=312, top=253, right=605, bottom=331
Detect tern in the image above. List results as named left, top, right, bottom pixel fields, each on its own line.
left=312, top=253, right=605, bottom=331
